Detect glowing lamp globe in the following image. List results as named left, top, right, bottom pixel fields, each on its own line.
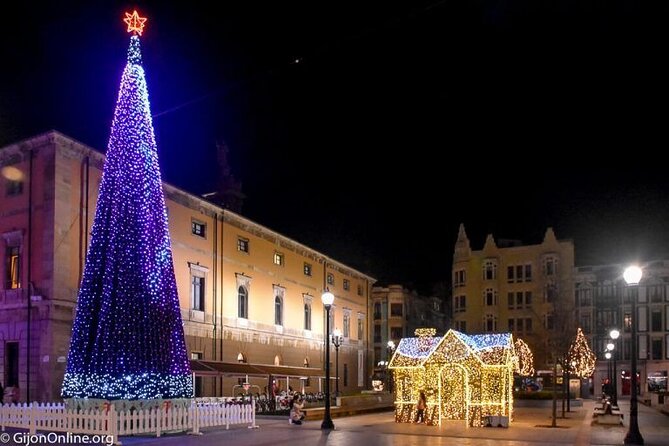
left=321, top=291, right=335, bottom=306
left=623, top=266, right=642, bottom=285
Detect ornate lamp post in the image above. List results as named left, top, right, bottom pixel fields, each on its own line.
left=387, top=340, right=396, bottom=393
left=332, top=328, right=343, bottom=397
left=321, top=290, right=335, bottom=430
left=610, top=328, right=620, bottom=406
left=623, top=266, right=644, bottom=445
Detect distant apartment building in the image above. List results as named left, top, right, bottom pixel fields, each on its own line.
left=0, top=131, right=375, bottom=402
left=575, top=261, right=669, bottom=399
left=451, top=224, right=575, bottom=369
left=371, top=284, right=447, bottom=367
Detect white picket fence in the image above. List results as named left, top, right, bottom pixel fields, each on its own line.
left=0, top=399, right=256, bottom=443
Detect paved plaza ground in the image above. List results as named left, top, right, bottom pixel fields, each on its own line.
left=119, top=398, right=668, bottom=446
left=3, top=399, right=668, bottom=445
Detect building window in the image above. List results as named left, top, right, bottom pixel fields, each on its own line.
left=545, top=313, right=554, bottom=330
left=273, top=252, right=284, bottom=266
left=524, top=264, right=532, bottom=282
left=545, top=283, right=558, bottom=302
left=358, top=317, right=364, bottom=340
left=343, top=363, right=348, bottom=387
left=238, top=286, right=248, bottom=318
left=456, top=320, right=467, bottom=332
left=508, top=319, right=515, bottom=332
left=237, top=237, right=249, bottom=253
left=357, top=284, right=363, bottom=296
left=191, top=275, right=205, bottom=311
left=4, top=341, right=19, bottom=387
left=484, top=288, right=497, bottom=306
left=652, top=338, right=663, bottom=360
left=507, top=266, right=514, bottom=283
left=327, top=273, right=335, bottom=286
left=580, top=314, right=592, bottom=334
left=484, top=314, right=497, bottom=332
left=390, top=326, right=403, bottom=340
left=191, top=220, right=206, bottom=238
left=525, top=318, right=532, bottom=333
left=454, top=295, right=466, bottom=313
left=577, top=288, right=592, bottom=307
left=304, top=262, right=312, bottom=276
left=274, top=296, right=283, bottom=326
left=454, top=269, right=466, bottom=287
left=652, top=311, right=662, bottom=332
left=343, top=279, right=350, bottom=291
left=483, top=260, right=497, bottom=280
left=304, top=303, right=311, bottom=330
left=624, top=312, right=632, bottom=332
left=6, top=179, right=23, bottom=196
left=373, top=302, right=382, bottom=320
left=374, top=324, right=381, bottom=343
left=343, top=313, right=350, bottom=338
left=390, top=303, right=403, bottom=317
left=544, top=256, right=558, bottom=276
left=5, top=246, right=20, bottom=289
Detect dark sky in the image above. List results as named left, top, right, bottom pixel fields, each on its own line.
left=2, top=1, right=669, bottom=293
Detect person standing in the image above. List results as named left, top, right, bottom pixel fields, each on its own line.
left=415, top=391, right=427, bottom=424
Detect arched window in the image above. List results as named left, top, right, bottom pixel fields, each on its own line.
left=304, top=303, right=312, bottom=330
left=238, top=286, right=248, bottom=318
left=275, top=296, right=283, bottom=326
left=274, top=355, right=282, bottom=366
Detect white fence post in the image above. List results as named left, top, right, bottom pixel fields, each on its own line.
left=248, top=398, right=259, bottom=429
left=29, top=403, right=36, bottom=435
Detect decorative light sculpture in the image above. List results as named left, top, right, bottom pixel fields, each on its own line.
left=61, top=11, right=192, bottom=404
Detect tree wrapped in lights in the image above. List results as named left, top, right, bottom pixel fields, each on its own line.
left=61, top=11, right=193, bottom=402
left=514, top=338, right=535, bottom=377
left=567, top=327, right=596, bottom=378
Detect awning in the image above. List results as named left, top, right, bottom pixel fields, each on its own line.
left=190, top=359, right=325, bottom=379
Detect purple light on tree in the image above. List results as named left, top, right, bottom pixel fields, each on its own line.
left=62, top=12, right=192, bottom=400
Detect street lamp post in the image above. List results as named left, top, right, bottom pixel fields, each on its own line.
left=386, top=340, right=396, bottom=393
left=606, top=340, right=616, bottom=405
left=623, top=266, right=644, bottom=445
left=321, top=290, right=335, bottom=430
left=610, top=329, right=620, bottom=406
left=332, top=328, right=343, bottom=397
left=605, top=350, right=612, bottom=397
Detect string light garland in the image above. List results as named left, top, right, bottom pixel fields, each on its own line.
left=61, top=13, right=192, bottom=401
left=389, top=329, right=516, bottom=427
left=568, top=327, right=596, bottom=378
left=514, top=338, right=535, bottom=377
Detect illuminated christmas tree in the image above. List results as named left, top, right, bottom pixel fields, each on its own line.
left=61, top=11, right=193, bottom=401
left=567, top=327, right=596, bottom=378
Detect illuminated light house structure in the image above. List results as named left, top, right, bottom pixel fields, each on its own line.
left=61, top=11, right=193, bottom=405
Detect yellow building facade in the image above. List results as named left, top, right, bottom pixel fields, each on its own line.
left=451, top=224, right=574, bottom=369
left=0, top=131, right=375, bottom=401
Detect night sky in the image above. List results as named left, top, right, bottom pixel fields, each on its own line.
left=2, top=1, right=669, bottom=293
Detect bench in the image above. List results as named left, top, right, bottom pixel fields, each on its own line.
left=593, top=399, right=623, bottom=425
